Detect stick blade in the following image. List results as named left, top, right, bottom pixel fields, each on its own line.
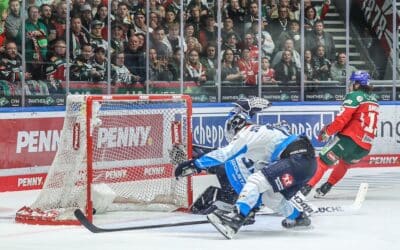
left=74, top=209, right=104, bottom=233
left=352, top=182, right=369, bottom=209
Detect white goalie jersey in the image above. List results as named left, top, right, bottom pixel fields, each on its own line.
left=194, top=124, right=292, bottom=170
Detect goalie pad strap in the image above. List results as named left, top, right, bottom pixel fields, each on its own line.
left=191, top=186, right=237, bottom=214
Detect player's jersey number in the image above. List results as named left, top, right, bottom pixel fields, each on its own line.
left=360, top=111, right=377, bottom=134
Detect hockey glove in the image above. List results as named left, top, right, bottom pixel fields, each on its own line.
left=234, top=97, right=271, bottom=118
left=317, top=126, right=330, bottom=142
left=168, top=144, right=188, bottom=165
left=174, top=159, right=201, bottom=179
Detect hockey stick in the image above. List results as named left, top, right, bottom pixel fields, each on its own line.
left=74, top=209, right=209, bottom=233
left=312, top=182, right=368, bottom=215
left=257, top=182, right=369, bottom=217
left=192, top=144, right=217, bottom=151
left=76, top=183, right=368, bottom=233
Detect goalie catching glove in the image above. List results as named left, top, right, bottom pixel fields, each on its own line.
left=233, top=97, right=271, bottom=118
left=318, top=126, right=330, bottom=142
left=168, top=144, right=188, bottom=165
left=174, top=159, right=201, bottom=179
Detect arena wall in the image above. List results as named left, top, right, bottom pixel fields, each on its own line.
left=0, top=102, right=399, bottom=192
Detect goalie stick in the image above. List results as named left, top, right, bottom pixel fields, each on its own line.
left=75, top=183, right=368, bottom=233
left=192, top=144, right=217, bottom=151
left=74, top=209, right=209, bottom=233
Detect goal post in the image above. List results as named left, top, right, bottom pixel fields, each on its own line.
left=16, top=94, right=193, bottom=225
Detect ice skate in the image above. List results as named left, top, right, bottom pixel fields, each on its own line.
left=242, top=208, right=258, bottom=226
left=207, top=208, right=246, bottom=239
left=314, top=182, right=333, bottom=198
left=300, top=184, right=313, bottom=196
left=281, top=212, right=311, bottom=229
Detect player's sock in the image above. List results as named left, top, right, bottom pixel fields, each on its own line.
left=315, top=182, right=333, bottom=197
left=327, top=160, right=349, bottom=185
left=307, top=157, right=330, bottom=187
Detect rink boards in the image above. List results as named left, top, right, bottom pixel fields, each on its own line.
left=0, top=102, right=399, bottom=192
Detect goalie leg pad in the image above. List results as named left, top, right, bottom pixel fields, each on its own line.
left=191, top=186, right=238, bottom=214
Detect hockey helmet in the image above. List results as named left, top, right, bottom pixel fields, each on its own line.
left=225, top=112, right=251, bottom=142
left=350, top=71, right=370, bottom=86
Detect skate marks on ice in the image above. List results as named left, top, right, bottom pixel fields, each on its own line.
left=0, top=207, right=15, bottom=219
left=307, top=168, right=400, bottom=201
left=335, top=169, right=400, bottom=190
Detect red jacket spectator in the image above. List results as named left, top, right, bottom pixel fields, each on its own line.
left=237, top=49, right=258, bottom=86
left=0, top=29, right=5, bottom=48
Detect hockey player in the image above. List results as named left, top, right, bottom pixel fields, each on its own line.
left=178, top=97, right=272, bottom=215
left=189, top=121, right=294, bottom=217
left=175, top=109, right=317, bottom=239
left=301, top=71, right=379, bottom=197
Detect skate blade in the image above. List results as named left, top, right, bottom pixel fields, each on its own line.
left=313, top=192, right=326, bottom=199
left=207, top=213, right=236, bottom=240
left=284, top=224, right=314, bottom=231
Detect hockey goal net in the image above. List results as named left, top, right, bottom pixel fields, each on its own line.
left=16, top=94, right=193, bottom=225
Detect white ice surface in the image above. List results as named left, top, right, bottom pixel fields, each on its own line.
left=1, top=168, right=399, bottom=250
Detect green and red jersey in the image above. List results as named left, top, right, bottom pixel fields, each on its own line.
left=326, top=90, right=379, bottom=150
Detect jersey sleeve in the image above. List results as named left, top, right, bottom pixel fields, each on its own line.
left=194, top=129, right=251, bottom=169
left=325, top=92, right=360, bottom=136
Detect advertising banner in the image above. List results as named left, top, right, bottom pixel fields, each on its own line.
left=0, top=116, right=64, bottom=169
left=92, top=114, right=164, bottom=161
left=0, top=103, right=399, bottom=191
left=1, top=82, right=397, bottom=108
left=356, top=0, right=400, bottom=56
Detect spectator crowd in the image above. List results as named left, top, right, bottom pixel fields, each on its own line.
left=0, top=0, right=357, bottom=97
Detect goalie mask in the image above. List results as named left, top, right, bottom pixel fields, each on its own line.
left=225, top=112, right=251, bottom=142
left=225, top=97, right=271, bottom=142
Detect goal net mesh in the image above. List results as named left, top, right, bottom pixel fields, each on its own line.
left=16, top=95, right=192, bottom=225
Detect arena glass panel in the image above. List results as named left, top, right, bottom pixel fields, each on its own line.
left=2, top=0, right=400, bottom=106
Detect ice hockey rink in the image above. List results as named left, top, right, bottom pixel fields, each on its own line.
left=1, top=167, right=399, bottom=250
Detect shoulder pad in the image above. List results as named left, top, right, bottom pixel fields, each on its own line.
left=343, top=91, right=363, bottom=107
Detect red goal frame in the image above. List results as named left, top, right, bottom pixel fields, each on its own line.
left=15, top=94, right=193, bottom=225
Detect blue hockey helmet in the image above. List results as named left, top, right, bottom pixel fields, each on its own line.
left=350, top=71, right=370, bottom=86
left=225, top=112, right=251, bottom=142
